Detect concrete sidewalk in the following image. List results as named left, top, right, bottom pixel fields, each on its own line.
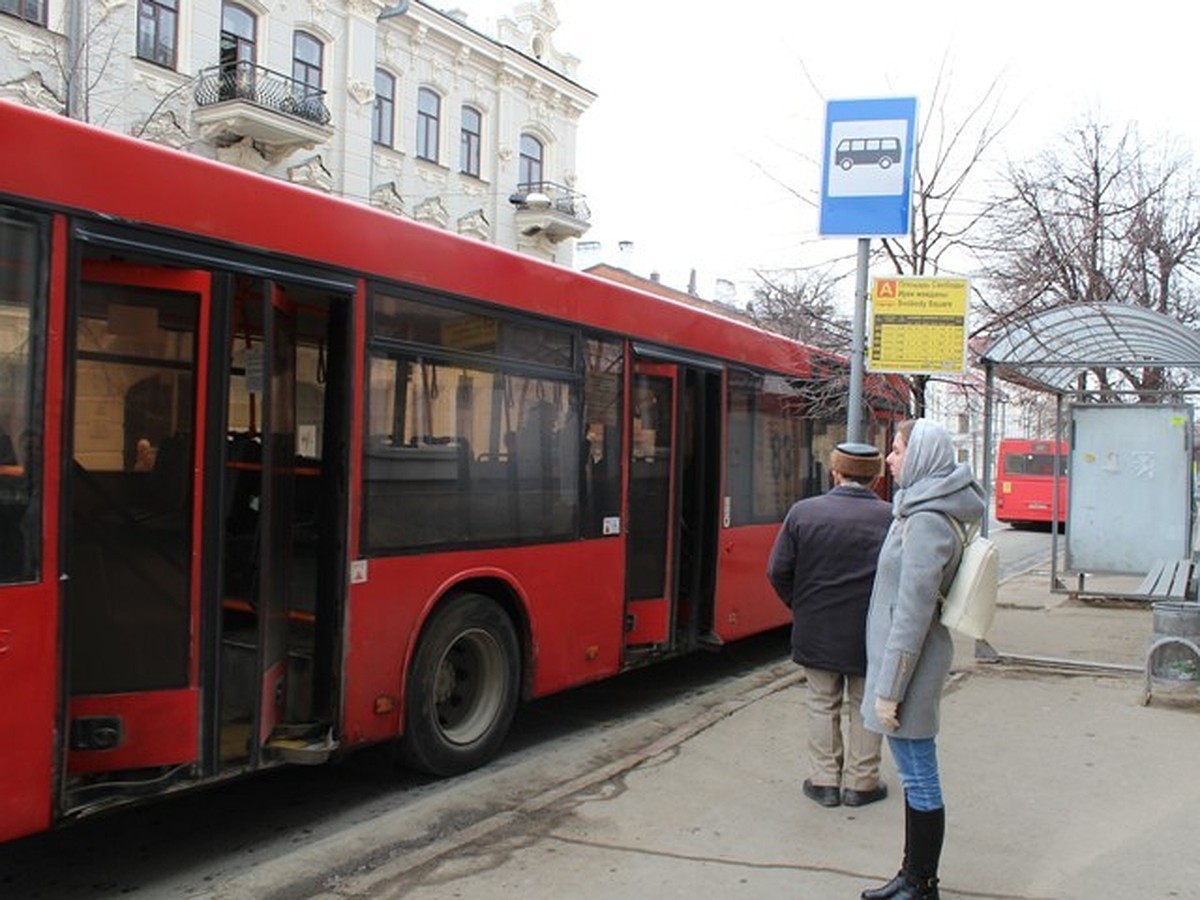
left=305, top=566, right=1200, bottom=900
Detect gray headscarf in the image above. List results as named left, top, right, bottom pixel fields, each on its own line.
left=892, top=419, right=964, bottom=516
left=899, top=420, right=956, bottom=488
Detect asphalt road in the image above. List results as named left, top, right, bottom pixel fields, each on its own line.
left=0, top=632, right=796, bottom=898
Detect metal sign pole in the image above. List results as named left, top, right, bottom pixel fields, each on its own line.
left=847, top=237, right=869, bottom=443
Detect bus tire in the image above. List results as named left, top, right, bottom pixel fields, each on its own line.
left=400, top=592, right=520, bottom=776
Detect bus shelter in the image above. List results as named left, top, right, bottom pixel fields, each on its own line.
left=978, top=303, right=1200, bottom=600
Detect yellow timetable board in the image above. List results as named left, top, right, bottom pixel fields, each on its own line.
left=868, top=276, right=969, bottom=374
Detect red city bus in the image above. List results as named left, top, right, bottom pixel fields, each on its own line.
left=994, top=437, right=1069, bottom=527
left=0, top=101, right=901, bottom=843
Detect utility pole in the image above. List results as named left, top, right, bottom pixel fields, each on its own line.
left=847, top=237, right=869, bottom=443
left=65, top=0, right=87, bottom=120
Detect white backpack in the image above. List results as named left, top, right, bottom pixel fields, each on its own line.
left=936, top=513, right=999, bottom=640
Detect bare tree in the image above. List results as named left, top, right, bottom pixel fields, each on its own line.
left=746, top=267, right=856, bottom=420
left=746, top=266, right=850, bottom=349
left=979, top=118, right=1200, bottom=399
left=746, top=266, right=912, bottom=423
left=55, top=2, right=127, bottom=122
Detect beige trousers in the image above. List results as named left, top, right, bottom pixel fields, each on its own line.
left=803, top=667, right=883, bottom=791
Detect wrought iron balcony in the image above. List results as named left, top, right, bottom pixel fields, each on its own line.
left=509, top=181, right=591, bottom=242
left=192, top=62, right=333, bottom=158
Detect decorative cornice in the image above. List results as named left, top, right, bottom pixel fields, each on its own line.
left=135, top=110, right=189, bottom=150
left=288, top=154, right=334, bottom=192
left=0, top=72, right=63, bottom=114
left=346, top=78, right=374, bottom=106
left=215, top=136, right=270, bottom=174
left=457, top=208, right=490, bottom=242
left=381, top=29, right=404, bottom=64
left=373, top=150, right=402, bottom=175
left=414, top=196, right=449, bottom=229
left=346, top=0, right=389, bottom=19
left=371, top=181, right=406, bottom=217
left=0, top=26, right=55, bottom=66
left=416, top=165, right=447, bottom=187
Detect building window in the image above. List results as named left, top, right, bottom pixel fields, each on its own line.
left=137, top=0, right=178, bottom=67
left=0, top=0, right=45, bottom=25
left=220, top=2, right=257, bottom=98
left=292, top=31, right=322, bottom=98
left=373, top=69, right=395, bottom=147
left=416, top=87, right=440, bottom=163
left=460, top=106, right=481, bottom=178
left=519, top=133, right=543, bottom=188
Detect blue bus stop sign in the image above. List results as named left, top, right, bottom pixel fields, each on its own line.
left=819, top=97, right=918, bottom=238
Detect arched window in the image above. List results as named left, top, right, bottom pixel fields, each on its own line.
left=137, top=0, right=178, bottom=68
left=292, top=31, right=323, bottom=95
left=460, top=106, right=481, bottom=177
left=416, top=87, right=440, bottom=162
left=220, top=3, right=256, bottom=70
left=519, top=133, right=543, bottom=189
left=373, top=70, right=396, bottom=147
left=219, top=3, right=257, bottom=99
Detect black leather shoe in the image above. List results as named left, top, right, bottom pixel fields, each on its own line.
left=802, top=778, right=841, bottom=807
left=861, top=873, right=939, bottom=899
left=861, top=871, right=907, bottom=899
left=843, top=782, right=888, bottom=807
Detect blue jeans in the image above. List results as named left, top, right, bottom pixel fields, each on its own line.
left=887, top=735, right=943, bottom=810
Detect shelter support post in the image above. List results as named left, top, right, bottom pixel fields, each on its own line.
left=982, top=362, right=994, bottom=539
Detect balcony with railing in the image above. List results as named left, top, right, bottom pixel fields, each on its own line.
left=193, top=62, right=333, bottom=157
left=509, top=181, right=591, bottom=242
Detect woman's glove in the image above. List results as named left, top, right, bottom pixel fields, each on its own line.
left=874, top=697, right=900, bottom=731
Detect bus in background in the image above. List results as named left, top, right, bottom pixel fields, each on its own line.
left=994, top=437, right=1068, bottom=528
left=0, top=101, right=904, bottom=844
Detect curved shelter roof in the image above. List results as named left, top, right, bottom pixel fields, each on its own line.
left=979, top=303, right=1200, bottom=393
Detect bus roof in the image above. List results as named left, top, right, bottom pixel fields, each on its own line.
left=1, top=100, right=814, bottom=378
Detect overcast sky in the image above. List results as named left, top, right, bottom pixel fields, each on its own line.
left=458, top=0, right=1197, bottom=303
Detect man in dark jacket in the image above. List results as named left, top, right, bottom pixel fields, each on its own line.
left=767, top=442, right=893, bottom=809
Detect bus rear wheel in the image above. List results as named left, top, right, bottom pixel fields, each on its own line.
left=400, top=592, right=520, bottom=776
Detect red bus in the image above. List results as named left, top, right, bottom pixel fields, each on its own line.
left=994, top=437, right=1069, bottom=527
left=0, top=101, right=901, bottom=843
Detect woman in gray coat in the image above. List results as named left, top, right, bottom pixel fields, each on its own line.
left=859, top=420, right=985, bottom=900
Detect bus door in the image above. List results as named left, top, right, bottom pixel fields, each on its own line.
left=227, top=282, right=298, bottom=761
left=65, top=261, right=211, bottom=784
left=218, top=275, right=351, bottom=769
left=624, top=360, right=721, bottom=654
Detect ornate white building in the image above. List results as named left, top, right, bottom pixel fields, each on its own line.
left=0, top=0, right=594, bottom=264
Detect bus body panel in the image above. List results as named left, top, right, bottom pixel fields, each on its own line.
left=712, top=524, right=792, bottom=641
left=0, top=581, right=59, bottom=843
left=340, top=539, right=626, bottom=747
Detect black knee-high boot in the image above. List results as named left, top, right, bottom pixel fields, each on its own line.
left=896, top=806, right=943, bottom=899
left=861, top=803, right=942, bottom=900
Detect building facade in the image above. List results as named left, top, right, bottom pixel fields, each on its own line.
left=0, top=0, right=593, bottom=263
